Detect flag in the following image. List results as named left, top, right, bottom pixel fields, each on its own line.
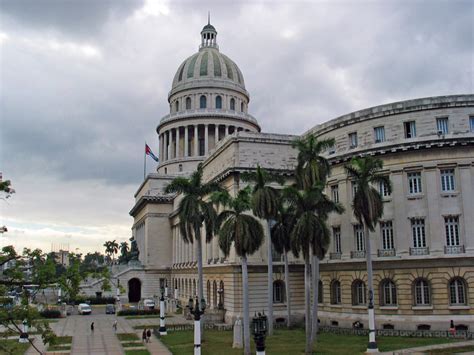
left=145, top=144, right=159, bottom=162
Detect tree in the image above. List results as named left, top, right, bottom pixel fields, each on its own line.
left=103, top=240, right=119, bottom=265
left=164, top=164, right=221, bottom=310
left=345, top=156, right=390, bottom=352
left=59, top=256, right=82, bottom=301
left=118, top=242, right=130, bottom=264
left=213, top=186, right=264, bottom=355
left=271, top=201, right=296, bottom=328
left=241, top=165, right=282, bottom=335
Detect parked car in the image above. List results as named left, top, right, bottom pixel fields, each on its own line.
left=105, top=304, right=115, bottom=314
left=78, top=303, right=92, bottom=315
left=143, top=299, right=155, bottom=309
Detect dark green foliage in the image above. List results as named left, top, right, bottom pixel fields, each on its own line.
left=39, top=309, right=61, bottom=318
left=117, top=309, right=160, bottom=316
left=271, top=204, right=296, bottom=255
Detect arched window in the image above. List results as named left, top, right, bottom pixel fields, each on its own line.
left=186, top=97, right=191, bottom=110
left=352, top=280, right=367, bottom=305
left=414, top=278, right=430, bottom=306
left=380, top=279, right=397, bottom=306
left=318, top=280, right=323, bottom=304
left=213, top=280, right=217, bottom=307
left=330, top=280, right=341, bottom=304
left=215, top=95, right=222, bottom=109
left=219, top=281, right=225, bottom=308
left=241, top=102, right=244, bottom=112
left=230, top=98, right=235, bottom=111
left=193, top=279, right=196, bottom=296
left=273, top=280, right=285, bottom=303
left=449, top=278, right=467, bottom=305
left=175, top=101, right=179, bottom=112
left=207, top=280, right=211, bottom=305
left=200, top=95, right=207, bottom=109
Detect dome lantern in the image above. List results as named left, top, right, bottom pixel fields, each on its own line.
left=200, top=13, right=218, bottom=50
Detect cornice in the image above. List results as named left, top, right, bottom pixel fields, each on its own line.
left=129, top=195, right=174, bottom=217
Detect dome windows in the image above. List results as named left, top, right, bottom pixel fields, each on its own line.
left=216, top=96, right=222, bottom=109
left=186, top=97, right=191, bottom=110
left=175, top=101, right=179, bottom=112
left=230, top=98, right=235, bottom=111
left=241, top=102, right=244, bottom=112
left=200, top=95, right=207, bottom=109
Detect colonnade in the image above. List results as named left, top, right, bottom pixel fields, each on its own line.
left=172, top=225, right=223, bottom=265
left=159, top=124, right=250, bottom=162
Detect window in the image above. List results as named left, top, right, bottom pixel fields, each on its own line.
left=374, top=126, right=385, bottom=143
left=215, top=95, right=222, bottom=109
left=230, top=98, right=235, bottom=110
left=352, top=181, right=358, bottom=198
left=200, top=95, right=207, bottom=109
left=445, top=216, right=460, bottom=246
left=273, top=281, right=285, bottom=303
left=241, top=102, right=244, bottom=112
left=186, top=97, right=191, bottom=109
left=379, top=179, right=391, bottom=197
left=414, top=279, right=430, bottom=306
left=470, top=116, right=474, bottom=132
left=354, top=225, right=365, bottom=252
left=404, top=121, right=416, bottom=138
left=328, top=143, right=336, bottom=155
left=440, top=169, right=455, bottom=192
left=175, top=101, right=179, bottom=112
left=331, top=185, right=339, bottom=203
left=348, top=132, right=358, bottom=148
left=380, top=221, right=394, bottom=250
left=178, top=164, right=183, bottom=172
left=330, top=280, right=341, bottom=304
left=199, top=138, right=205, bottom=156
left=449, top=278, right=466, bottom=305
left=207, top=280, right=211, bottom=305
left=436, top=117, right=449, bottom=134
left=381, top=279, right=397, bottom=306
left=411, top=218, right=426, bottom=248
left=352, top=280, right=367, bottom=305
left=318, top=280, right=323, bottom=303
left=333, top=227, right=341, bottom=254
left=408, top=172, right=422, bottom=194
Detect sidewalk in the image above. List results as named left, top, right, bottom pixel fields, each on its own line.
left=135, top=331, right=172, bottom=355
left=379, top=340, right=474, bottom=354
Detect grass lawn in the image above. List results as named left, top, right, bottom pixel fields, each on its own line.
left=117, top=333, right=140, bottom=341
left=48, top=344, right=71, bottom=351
left=54, top=336, right=73, bottom=344
left=47, top=335, right=73, bottom=351
left=124, top=350, right=151, bottom=355
left=125, top=315, right=162, bottom=319
left=0, top=339, right=30, bottom=354
left=122, top=341, right=146, bottom=348
left=160, top=329, right=457, bottom=354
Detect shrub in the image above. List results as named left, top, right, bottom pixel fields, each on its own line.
left=117, top=309, right=160, bottom=316
left=40, top=309, right=61, bottom=319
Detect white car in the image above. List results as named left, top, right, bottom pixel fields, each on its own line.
left=143, top=299, right=155, bottom=309
left=78, top=303, right=92, bottom=315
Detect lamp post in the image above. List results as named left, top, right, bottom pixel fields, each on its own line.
left=159, top=288, right=167, bottom=335
left=188, top=297, right=206, bottom=355
left=57, top=286, right=62, bottom=304
left=252, top=312, right=268, bottom=355
left=19, top=319, right=29, bottom=343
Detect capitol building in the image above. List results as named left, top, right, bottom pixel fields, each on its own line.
left=111, top=22, right=473, bottom=331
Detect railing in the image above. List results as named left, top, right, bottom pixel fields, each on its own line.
left=444, top=245, right=465, bottom=254
left=330, top=252, right=342, bottom=260
left=410, top=247, right=430, bottom=256
left=351, top=250, right=366, bottom=259
left=160, top=109, right=259, bottom=125
left=378, top=249, right=396, bottom=257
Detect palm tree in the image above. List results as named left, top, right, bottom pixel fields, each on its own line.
left=285, top=185, right=343, bottom=353
left=164, top=164, right=221, bottom=308
left=103, top=241, right=114, bottom=265
left=110, top=240, right=119, bottom=264
left=119, top=242, right=129, bottom=264
left=213, top=186, right=264, bottom=355
left=241, top=165, right=282, bottom=335
left=345, top=156, right=391, bottom=352
left=271, top=201, right=296, bottom=328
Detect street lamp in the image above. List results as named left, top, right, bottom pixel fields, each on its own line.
left=19, top=319, right=29, bottom=343
left=252, top=312, right=268, bottom=355
left=188, top=297, right=206, bottom=355
left=159, top=287, right=167, bottom=335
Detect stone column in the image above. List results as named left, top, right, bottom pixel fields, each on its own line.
left=204, top=124, right=209, bottom=155
left=194, top=125, right=199, bottom=156
left=425, top=166, right=442, bottom=254
left=176, top=127, right=180, bottom=158
left=225, top=125, right=229, bottom=136
left=215, top=124, right=219, bottom=145
left=165, top=131, right=169, bottom=160
left=459, top=164, right=474, bottom=251
left=184, top=126, right=189, bottom=157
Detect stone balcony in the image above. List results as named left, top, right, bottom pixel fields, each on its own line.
left=351, top=250, right=366, bottom=259
left=409, top=247, right=430, bottom=256
left=444, top=245, right=465, bottom=254
left=378, top=249, right=396, bottom=257
left=330, top=252, right=342, bottom=260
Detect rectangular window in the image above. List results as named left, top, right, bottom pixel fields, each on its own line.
left=411, top=219, right=426, bottom=248
left=408, top=172, right=422, bottom=194
left=379, top=179, right=391, bottom=197
left=436, top=117, right=449, bottom=134
left=352, top=181, right=358, bottom=198
left=470, top=116, right=474, bottom=132
left=333, top=227, right=341, bottom=253
left=374, top=126, right=385, bottom=143
left=331, top=185, right=339, bottom=203
left=380, top=221, right=394, bottom=250
left=440, top=169, right=455, bottom=192
left=404, top=121, right=416, bottom=138
left=328, top=144, right=336, bottom=155
left=445, top=216, right=460, bottom=246
left=349, top=132, right=358, bottom=148
left=354, top=225, right=365, bottom=251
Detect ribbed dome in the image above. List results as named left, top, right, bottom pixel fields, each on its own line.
left=171, top=47, right=246, bottom=91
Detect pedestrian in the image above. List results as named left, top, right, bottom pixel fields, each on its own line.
left=142, top=328, right=147, bottom=343
left=146, top=328, right=151, bottom=343
left=113, top=320, right=117, bottom=332
left=449, top=320, right=456, bottom=337
left=90, top=322, right=94, bottom=333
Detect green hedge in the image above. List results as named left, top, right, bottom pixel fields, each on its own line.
left=117, top=309, right=160, bottom=316
left=40, top=309, right=62, bottom=318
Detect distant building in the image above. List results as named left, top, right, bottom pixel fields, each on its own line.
left=55, top=250, right=70, bottom=268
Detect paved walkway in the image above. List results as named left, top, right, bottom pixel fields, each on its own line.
left=379, top=339, right=474, bottom=354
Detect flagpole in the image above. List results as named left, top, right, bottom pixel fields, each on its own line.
left=144, top=141, right=146, bottom=180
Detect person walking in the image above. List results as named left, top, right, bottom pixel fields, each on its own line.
left=142, top=329, right=147, bottom=343
left=449, top=320, right=456, bottom=337
left=113, top=320, right=118, bottom=332
left=90, top=322, right=94, bottom=334
left=146, top=328, right=151, bottom=343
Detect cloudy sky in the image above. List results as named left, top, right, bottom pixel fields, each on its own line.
left=0, top=0, right=472, bottom=255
